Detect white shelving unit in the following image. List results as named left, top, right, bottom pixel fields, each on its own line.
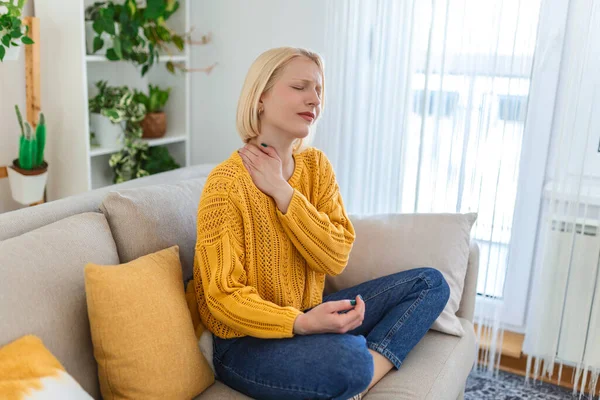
left=36, top=0, right=191, bottom=199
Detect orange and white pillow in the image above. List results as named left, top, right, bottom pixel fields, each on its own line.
left=0, top=335, right=92, bottom=399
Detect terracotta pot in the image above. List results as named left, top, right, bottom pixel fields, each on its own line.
left=7, top=159, right=49, bottom=205
left=141, top=112, right=167, bottom=139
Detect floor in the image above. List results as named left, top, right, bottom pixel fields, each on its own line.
left=465, top=367, right=592, bottom=399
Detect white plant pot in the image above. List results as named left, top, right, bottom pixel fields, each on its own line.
left=90, top=113, right=125, bottom=148
left=2, top=45, right=21, bottom=61
left=85, top=20, right=113, bottom=55
left=7, top=165, right=48, bottom=205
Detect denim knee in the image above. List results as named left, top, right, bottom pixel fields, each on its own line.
left=421, top=267, right=450, bottom=303
left=329, top=335, right=374, bottom=397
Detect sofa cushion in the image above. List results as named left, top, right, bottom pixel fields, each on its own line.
left=327, top=213, right=477, bottom=337
left=0, top=335, right=93, bottom=399
left=99, top=177, right=207, bottom=283
left=364, top=318, right=476, bottom=399
left=84, top=245, right=214, bottom=400
left=0, top=212, right=120, bottom=399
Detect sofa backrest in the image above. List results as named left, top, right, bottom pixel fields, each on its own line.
left=0, top=163, right=217, bottom=242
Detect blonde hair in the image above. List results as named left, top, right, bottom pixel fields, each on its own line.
left=236, top=47, right=325, bottom=154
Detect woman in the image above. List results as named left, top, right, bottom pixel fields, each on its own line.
left=194, top=47, right=450, bottom=400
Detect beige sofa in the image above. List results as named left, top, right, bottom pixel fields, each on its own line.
left=0, top=163, right=479, bottom=400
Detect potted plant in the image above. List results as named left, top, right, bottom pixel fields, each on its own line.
left=7, top=105, right=47, bottom=205
left=86, top=0, right=189, bottom=76
left=134, top=84, right=171, bottom=138
left=88, top=80, right=145, bottom=148
left=0, top=0, right=34, bottom=62
left=142, top=146, right=180, bottom=175
left=84, top=1, right=113, bottom=55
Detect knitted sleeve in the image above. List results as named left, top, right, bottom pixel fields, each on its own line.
left=194, top=175, right=303, bottom=339
left=276, top=150, right=356, bottom=276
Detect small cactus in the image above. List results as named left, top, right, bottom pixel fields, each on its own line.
left=15, top=105, right=46, bottom=170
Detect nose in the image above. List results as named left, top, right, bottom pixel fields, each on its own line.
left=307, top=91, right=321, bottom=107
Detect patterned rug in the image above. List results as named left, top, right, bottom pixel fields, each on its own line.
left=465, top=368, right=592, bottom=399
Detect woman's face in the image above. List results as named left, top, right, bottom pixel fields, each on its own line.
left=259, top=56, right=323, bottom=140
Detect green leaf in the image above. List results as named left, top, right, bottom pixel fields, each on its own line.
left=21, top=36, right=34, bottom=45
left=112, top=36, right=122, bottom=59
left=144, top=0, right=167, bottom=20
left=125, top=0, right=137, bottom=16
left=141, top=64, right=149, bottom=77
left=166, top=61, right=175, bottom=74
left=10, top=28, right=22, bottom=38
left=156, top=25, right=170, bottom=41
left=2, top=34, right=11, bottom=47
left=93, top=36, right=104, bottom=53
left=106, top=48, right=119, bottom=61
left=92, top=19, right=104, bottom=35
left=172, top=35, right=184, bottom=51
left=0, top=46, right=5, bottom=62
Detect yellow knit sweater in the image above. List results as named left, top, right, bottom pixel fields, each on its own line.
left=193, top=146, right=356, bottom=339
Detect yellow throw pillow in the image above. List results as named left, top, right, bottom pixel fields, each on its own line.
left=0, top=335, right=93, bottom=399
left=84, top=245, right=214, bottom=400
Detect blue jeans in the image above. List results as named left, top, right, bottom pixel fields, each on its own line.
left=212, top=267, right=450, bottom=400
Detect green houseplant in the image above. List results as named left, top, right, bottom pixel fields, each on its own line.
left=86, top=0, right=188, bottom=76
left=134, top=84, right=171, bottom=138
left=89, top=81, right=180, bottom=183
left=0, top=0, right=34, bottom=62
left=7, top=105, right=48, bottom=205
left=89, top=80, right=146, bottom=148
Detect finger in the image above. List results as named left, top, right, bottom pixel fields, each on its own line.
left=243, top=144, right=261, bottom=161
left=355, top=295, right=365, bottom=318
left=328, top=299, right=356, bottom=313
left=337, top=309, right=362, bottom=329
left=260, top=145, right=281, bottom=160
left=239, top=152, right=255, bottom=172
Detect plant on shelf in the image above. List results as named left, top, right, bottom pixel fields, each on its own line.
left=141, top=145, right=180, bottom=175
left=88, top=81, right=180, bottom=183
left=0, top=0, right=34, bottom=62
left=88, top=80, right=146, bottom=149
left=86, top=0, right=190, bottom=76
left=134, top=84, right=171, bottom=139
left=7, top=105, right=48, bottom=205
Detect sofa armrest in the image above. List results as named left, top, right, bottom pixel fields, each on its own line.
left=456, top=241, right=480, bottom=322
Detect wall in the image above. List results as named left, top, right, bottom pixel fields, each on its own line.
left=190, top=0, right=327, bottom=165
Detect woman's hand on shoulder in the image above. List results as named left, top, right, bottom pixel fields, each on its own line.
left=293, top=295, right=365, bottom=335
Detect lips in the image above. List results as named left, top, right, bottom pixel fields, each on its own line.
left=298, top=112, right=315, bottom=121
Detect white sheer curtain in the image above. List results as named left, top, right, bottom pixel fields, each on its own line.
left=315, top=0, right=541, bottom=379
left=522, top=0, right=600, bottom=397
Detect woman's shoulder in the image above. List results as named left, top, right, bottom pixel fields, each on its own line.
left=202, top=151, right=246, bottom=195
left=300, top=146, right=333, bottom=174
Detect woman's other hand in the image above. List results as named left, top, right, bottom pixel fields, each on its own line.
left=293, top=295, right=365, bottom=335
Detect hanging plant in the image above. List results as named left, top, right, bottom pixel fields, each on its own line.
left=86, top=0, right=191, bottom=76
left=0, top=0, right=34, bottom=62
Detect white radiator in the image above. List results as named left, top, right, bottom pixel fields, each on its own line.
left=524, top=217, right=600, bottom=368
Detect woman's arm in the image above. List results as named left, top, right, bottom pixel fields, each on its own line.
left=194, top=176, right=303, bottom=339
left=274, top=150, right=356, bottom=276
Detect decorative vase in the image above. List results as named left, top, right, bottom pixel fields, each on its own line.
left=90, top=113, right=124, bottom=148
left=140, top=112, right=167, bottom=139
left=7, top=159, right=49, bottom=205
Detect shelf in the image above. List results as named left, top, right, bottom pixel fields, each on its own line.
left=90, top=134, right=187, bottom=157
left=85, top=54, right=188, bottom=63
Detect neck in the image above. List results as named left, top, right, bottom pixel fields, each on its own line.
left=247, top=135, right=296, bottom=175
